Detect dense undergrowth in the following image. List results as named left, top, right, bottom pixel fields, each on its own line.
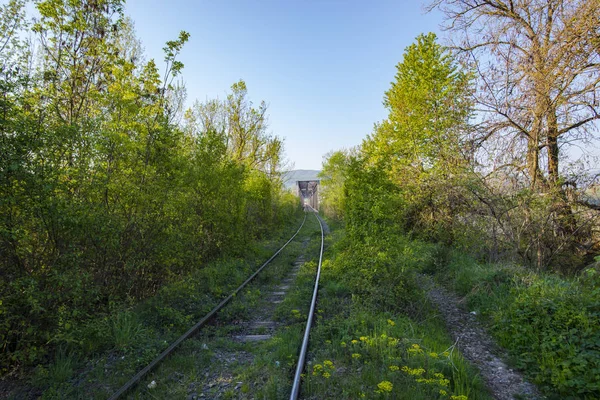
left=242, top=215, right=490, bottom=399
left=0, top=0, right=296, bottom=377
left=295, top=226, right=490, bottom=400
left=17, top=212, right=305, bottom=399
left=317, top=27, right=600, bottom=400
left=426, top=249, right=600, bottom=399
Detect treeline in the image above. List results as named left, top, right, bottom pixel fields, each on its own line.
left=0, top=0, right=297, bottom=373
left=321, top=0, right=600, bottom=273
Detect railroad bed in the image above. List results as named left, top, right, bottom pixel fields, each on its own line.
left=108, top=209, right=326, bottom=399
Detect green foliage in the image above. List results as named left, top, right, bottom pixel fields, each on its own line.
left=319, top=149, right=352, bottom=220
left=0, top=1, right=296, bottom=375
left=111, top=312, right=147, bottom=351
left=296, top=226, right=490, bottom=399
left=434, top=250, right=600, bottom=398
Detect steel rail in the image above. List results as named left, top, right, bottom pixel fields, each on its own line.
left=290, top=208, right=324, bottom=400
left=108, top=214, right=307, bottom=400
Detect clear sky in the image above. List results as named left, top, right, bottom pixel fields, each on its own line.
left=124, top=0, right=445, bottom=170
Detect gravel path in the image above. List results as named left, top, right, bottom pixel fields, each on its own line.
left=419, top=274, right=542, bottom=400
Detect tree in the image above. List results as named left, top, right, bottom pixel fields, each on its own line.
left=429, top=0, right=600, bottom=268
left=319, top=149, right=353, bottom=220
left=429, top=0, right=600, bottom=190
left=361, top=33, right=474, bottom=241
left=186, top=80, right=284, bottom=177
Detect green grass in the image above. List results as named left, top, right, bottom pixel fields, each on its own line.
left=21, top=212, right=307, bottom=399
left=209, top=220, right=492, bottom=400
left=428, top=247, right=600, bottom=399
left=118, top=213, right=324, bottom=399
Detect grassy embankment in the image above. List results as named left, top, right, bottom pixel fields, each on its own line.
left=24, top=212, right=306, bottom=399
left=240, top=218, right=491, bottom=400
left=425, top=248, right=600, bottom=400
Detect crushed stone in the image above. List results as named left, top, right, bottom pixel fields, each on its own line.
left=419, top=274, right=542, bottom=400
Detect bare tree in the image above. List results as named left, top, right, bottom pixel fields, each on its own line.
left=429, top=0, right=600, bottom=190
left=428, top=0, right=600, bottom=269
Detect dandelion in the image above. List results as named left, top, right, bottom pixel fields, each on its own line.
left=352, top=353, right=361, bottom=359
left=387, top=319, right=395, bottom=326
left=376, top=380, right=393, bottom=393
left=389, top=365, right=399, bottom=371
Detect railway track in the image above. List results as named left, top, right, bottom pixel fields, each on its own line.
left=108, top=208, right=325, bottom=399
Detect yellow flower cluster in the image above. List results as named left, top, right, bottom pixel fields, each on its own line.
left=450, top=396, right=468, bottom=400
left=389, top=365, right=400, bottom=371
left=416, top=377, right=450, bottom=387
left=312, top=359, right=335, bottom=378
left=401, top=366, right=425, bottom=376
left=376, top=380, right=393, bottom=393
left=408, top=343, right=424, bottom=355
left=387, top=319, right=395, bottom=326
left=352, top=353, right=361, bottom=359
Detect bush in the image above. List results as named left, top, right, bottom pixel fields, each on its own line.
left=437, top=250, right=600, bottom=399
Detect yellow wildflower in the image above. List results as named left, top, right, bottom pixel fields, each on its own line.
left=429, top=352, right=439, bottom=358
left=402, top=366, right=425, bottom=376
left=387, top=319, right=395, bottom=326
left=450, top=396, right=468, bottom=400
left=352, top=353, right=361, bottom=359
left=351, top=339, right=358, bottom=345
left=389, top=365, right=400, bottom=371
left=359, top=336, right=368, bottom=342
left=434, top=373, right=445, bottom=379
left=323, top=372, right=331, bottom=379
left=408, top=343, right=424, bottom=355
left=376, top=381, right=393, bottom=393
left=440, top=389, right=447, bottom=396
left=323, top=360, right=334, bottom=368
left=340, top=341, right=347, bottom=347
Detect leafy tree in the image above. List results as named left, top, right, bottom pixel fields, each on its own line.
left=319, top=149, right=353, bottom=220
left=359, top=33, right=474, bottom=242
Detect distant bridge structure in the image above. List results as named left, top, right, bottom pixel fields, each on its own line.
left=296, top=180, right=319, bottom=209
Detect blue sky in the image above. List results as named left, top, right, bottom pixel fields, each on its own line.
left=125, top=0, right=445, bottom=170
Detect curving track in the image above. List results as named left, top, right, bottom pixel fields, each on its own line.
left=290, top=206, right=325, bottom=399
left=108, top=207, right=326, bottom=399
